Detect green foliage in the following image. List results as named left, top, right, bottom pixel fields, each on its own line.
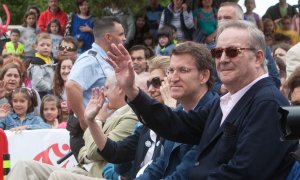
left=0, top=0, right=239, bottom=25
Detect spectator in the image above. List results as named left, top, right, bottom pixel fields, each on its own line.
left=155, top=25, right=176, bottom=56
left=136, top=41, right=218, bottom=180
left=143, top=32, right=156, bottom=51
left=159, top=0, right=194, bottom=41
left=56, top=36, right=78, bottom=61
left=291, top=0, right=300, bottom=34
left=47, top=19, right=63, bottom=59
left=0, top=64, right=23, bottom=105
left=145, top=0, right=164, bottom=38
left=263, top=0, right=297, bottom=21
left=68, top=0, right=95, bottom=52
left=40, top=94, right=63, bottom=128
left=38, top=0, right=67, bottom=35
left=193, top=0, right=218, bottom=44
left=243, top=0, right=263, bottom=30
left=86, top=56, right=172, bottom=179
left=275, top=15, right=300, bottom=45
left=52, top=58, right=73, bottom=123
left=129, top=45, right=153, bottom=74
left=6, top=71, right=138, bottom=179
left=40, top=94, right=62, bottom=128
left=20, top=11, right=40, bottom=57
left=27, top=6, right=40, bottom=20
left=106, top=20, right=298, bottom=179
left=0, top=87, right=50, bottom=131
left=65, top=16, right=124, bottom=160
left=2, top=29, right=24, bottom=57
left=128, top=14, right=149, bottom=48
left=272, top=42, right=291, bottom=61
left=27, top=33, right=55, bottom=99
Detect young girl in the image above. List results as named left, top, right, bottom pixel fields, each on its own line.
left=47, top=19, right=63, bottom=60
left=40, top=95, right=63, bottom=128
left=20, top=11, right=40, bottom=57
left=244, top=0, right=263, bottom=31
left=155, top=26, right=176, bottom=56
left=0, top=88, right=50, bottom=131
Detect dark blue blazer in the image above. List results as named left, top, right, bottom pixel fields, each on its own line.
left=128, top=77, right=298, bottom=179
left=98, top=124, right=162, bottom=179
left=136, top=90, right=218, bottom=180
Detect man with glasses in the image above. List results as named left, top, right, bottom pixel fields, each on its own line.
left=214, top=2, right=280, bottom=94
left=65, top=16, right=125, bottom=160
left=106, top=20, right=298, bottom=179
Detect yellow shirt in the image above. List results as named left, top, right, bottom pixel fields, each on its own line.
left=35, top=53, right=52, bottom=64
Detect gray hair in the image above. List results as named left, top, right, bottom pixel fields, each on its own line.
left=220, top=2, right=244, bottom=20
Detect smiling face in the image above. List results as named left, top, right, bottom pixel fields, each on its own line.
left=43, top=101, right=59, bottom=123
left=167, top=54, right=204, bottom=102
left=148, top=69, right=165, bottom=103
left=12, top=92, right=29, bottom=117
left=35, top=38, right=52, bottom=57
left=79, top=0, right=89, bottom=15
left=216, top=27, right=261, bottom=93
left=60, top=59, right=73, bottom=82
left=3, top=68, right=21, bottom=92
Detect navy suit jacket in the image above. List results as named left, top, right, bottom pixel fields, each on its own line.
left=98, top=124, right=162, bottom=179
left=137, top=90, right=218, bottom=180
left=128, top=77, right=298, bottom=179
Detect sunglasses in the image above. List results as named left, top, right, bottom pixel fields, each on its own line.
left=211, top=47, right=256, bottom=59
left=59, top=45, right=76, bottom=52
left=146, top=77, right=163, bottom=88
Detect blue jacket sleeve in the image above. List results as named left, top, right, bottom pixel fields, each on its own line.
left=265, top=47, right=280, bottom=88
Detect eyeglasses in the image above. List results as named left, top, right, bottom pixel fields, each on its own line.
left=58, top=45, right=76, bottom=52
left=146, top=77, right=163, bottom=88
left=211, top=47, right=256, bottom=59
left=167, top=66, right=193, bottom=75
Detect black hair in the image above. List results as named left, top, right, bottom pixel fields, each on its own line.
left=9, top=88, right=38, bottom=113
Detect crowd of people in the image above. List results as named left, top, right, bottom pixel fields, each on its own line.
left=0, top=0, right=300, bottom=179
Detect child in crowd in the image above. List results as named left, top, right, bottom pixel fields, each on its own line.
left=2, top=29, right=25, bottom=57
left=275, top=15, right=300, bottom=45
left=47, top=19, right=63, bottom=60
left=40, top=95, right=64, bottom=129
left=27, top=33, right=55, bottom=99
left=0, top=87, right=50, bottom=131
left=20, top=11, right=40, bottom=57
left=155, top=26, right=176, bottom=56
left=143, top=32, right=156, bottom=52
left=244, top=0, right=263, bottom=30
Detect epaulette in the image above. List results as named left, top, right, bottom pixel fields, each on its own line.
left=88, top=50, right=97, bottom=57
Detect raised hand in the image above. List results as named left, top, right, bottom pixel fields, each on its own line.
left=96, top=103, right=115, bottom=123
left=160, top=77, right=177, bottom=108
left=84, top=87, right=105, bottom=123
left=106, top=43, right=139, bottom=100
left=0, top=103, right=11, bottom=119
